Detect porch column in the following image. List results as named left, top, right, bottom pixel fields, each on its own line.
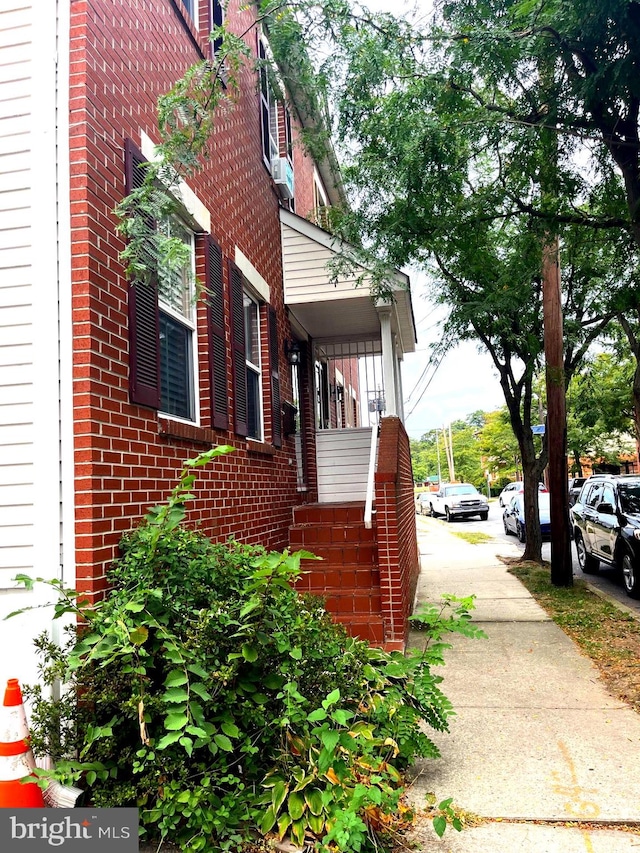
left=377, top=300, right=397, bottom=416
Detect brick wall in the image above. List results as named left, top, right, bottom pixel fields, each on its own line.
left=291, top=131, right=316, bottom=219
left=375, top=416, right=420, bottom=648
left=69, top=0, right=323, bottom=600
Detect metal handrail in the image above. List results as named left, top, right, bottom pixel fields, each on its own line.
left=364, top=424, right=378, bottom=529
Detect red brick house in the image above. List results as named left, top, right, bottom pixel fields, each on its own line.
left=0, top=0, right=419, bottom=687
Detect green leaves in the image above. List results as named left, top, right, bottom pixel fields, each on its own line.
left=259, top=806, right=277, bottom=834
left=307, top=708, right=327, bottom=722
left=433, top=814, right=447, bottom=837
left=241, top=643, right=258, bottom=662
left=271, top=780, right=289, bottom=814
left=213, top=734, right=233, bottom=752
left=128, top=626, right=148, bottom=645
left=287, top=791, right=305, bottom=821
left=20, top=440, right=486, bottom=853
left=162, top=687, right=189, bottom=703
left=319, top=729, right=340, bottom=753
left=304, top=786, right=324, bottom=816
left=221, top=721, right=240, bottom=739
left=432, top=796, right=464, bottom=837
left=156, top=731, right=183, bottom=750
left=164, top=714, right=189, bottom=731
left=164, top=670, right=188, bottom=687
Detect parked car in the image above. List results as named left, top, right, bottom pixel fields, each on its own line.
left=416, top=493, right=432, bottom=515
left=428, top=483, right=489, bottom=522
left=498, top=481, right=548, bottom=507
left=570, top=474, right=640, bottom=599
left=503, top=492, right=551, bottom=542
left=568, top=476, right=587, bottom=507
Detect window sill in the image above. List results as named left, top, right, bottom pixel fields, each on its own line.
left=158, top=417, right=221, bottom=447
left=247, top=439, right=276, bottom=457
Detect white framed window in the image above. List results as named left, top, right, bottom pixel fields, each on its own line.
left=259, top=37, right=279, bottom=169
left=244, top=290, right=263, bottom=440
left=158, top=216, right=199, bottom=423
left=209, top=0, right=224, bottom=54
left=313, top=169, right=330, bottom=227
left=181, top=0, right=197, bottom=22
left=284, top=107, right=293, bottom=162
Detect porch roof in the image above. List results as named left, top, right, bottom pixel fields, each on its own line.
left=279, top=208, right=417, bottom=354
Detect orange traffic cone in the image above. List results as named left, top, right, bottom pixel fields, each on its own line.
left=0, top=678, right=45, bottom=807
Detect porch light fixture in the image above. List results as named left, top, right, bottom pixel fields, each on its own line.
left=285, top=340, right=301, bottom=366
left=330, top=384, right=344, bottom=403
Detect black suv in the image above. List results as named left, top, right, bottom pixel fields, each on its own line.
left=570, top=474, right=640, bottom=598
left=568, top=476, right=587, bottom=507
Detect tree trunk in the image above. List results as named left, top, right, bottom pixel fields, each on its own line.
left=631, top=344, right=640, bottom=462
left=571, top=451, right=582, bottom=476
left=501, top=373, right=547, bottom=563
left=616, top=311, right=640, bottom=468
left=521, top=453, right=544, bottom=562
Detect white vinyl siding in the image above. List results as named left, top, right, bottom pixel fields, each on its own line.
left=0, top=0, right=74, bottom=691
left=316, top=428, right=373, bottom=503
left=279, top=208, right=416, bottom=354
left=281, top=219, right=370, bottom=303
left=0, top=3, right=35, bottom=590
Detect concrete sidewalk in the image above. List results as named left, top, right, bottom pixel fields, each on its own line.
left=406, top=516, right=640, bottom=852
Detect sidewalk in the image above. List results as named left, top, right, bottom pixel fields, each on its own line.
left=406, top=516, right=640, bottom=852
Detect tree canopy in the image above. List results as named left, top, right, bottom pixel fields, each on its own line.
left=262, top=0, right=640, bottom=560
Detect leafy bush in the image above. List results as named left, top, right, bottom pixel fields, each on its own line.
left=17, top=448, right=485, bottom=852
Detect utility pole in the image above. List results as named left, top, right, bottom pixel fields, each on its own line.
left=543, top=237, right=572, bottom=586
left=539, top=52, right=572, bottom=587
left=442, top=423, right=455, bottom=482
left=449, top=423, right=455, bottom=482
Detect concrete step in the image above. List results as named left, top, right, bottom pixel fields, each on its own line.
left=292, top=501, right=366, bottom=526
left=295, top=564, right=380, bottom=592
left=334, top=614, right=385, bottom=645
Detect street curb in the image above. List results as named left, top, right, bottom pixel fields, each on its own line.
left=581, top=579, right=640, bottom=621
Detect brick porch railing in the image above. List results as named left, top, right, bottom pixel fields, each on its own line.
left=374, top=416, right=420, bottom=650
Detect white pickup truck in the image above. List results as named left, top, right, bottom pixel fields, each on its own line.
left=428, top=483, right=489, bottom=522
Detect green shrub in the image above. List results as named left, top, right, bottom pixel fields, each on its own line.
left=16, top=447, right=484, bottom=852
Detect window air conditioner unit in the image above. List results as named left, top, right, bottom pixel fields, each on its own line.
left=271, top=157, right=295, bottom=199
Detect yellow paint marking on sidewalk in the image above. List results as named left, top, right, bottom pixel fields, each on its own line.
left=550, top=741, right=601, bottom=820
left=581, top=830, right=595, bottom=852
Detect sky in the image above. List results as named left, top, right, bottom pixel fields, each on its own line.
left=400, top=270, right=505, bottom=440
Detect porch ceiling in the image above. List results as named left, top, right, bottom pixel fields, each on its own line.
left=280, top=208, right=417, bottom=354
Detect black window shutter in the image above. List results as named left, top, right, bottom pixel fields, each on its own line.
left=124, top=139, right=161, bottom=409
left=268, top=306, right=282, bottom=448
left=205, top=236, right=228, bottom=429
left=229, top=261, right=248, bottom=437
